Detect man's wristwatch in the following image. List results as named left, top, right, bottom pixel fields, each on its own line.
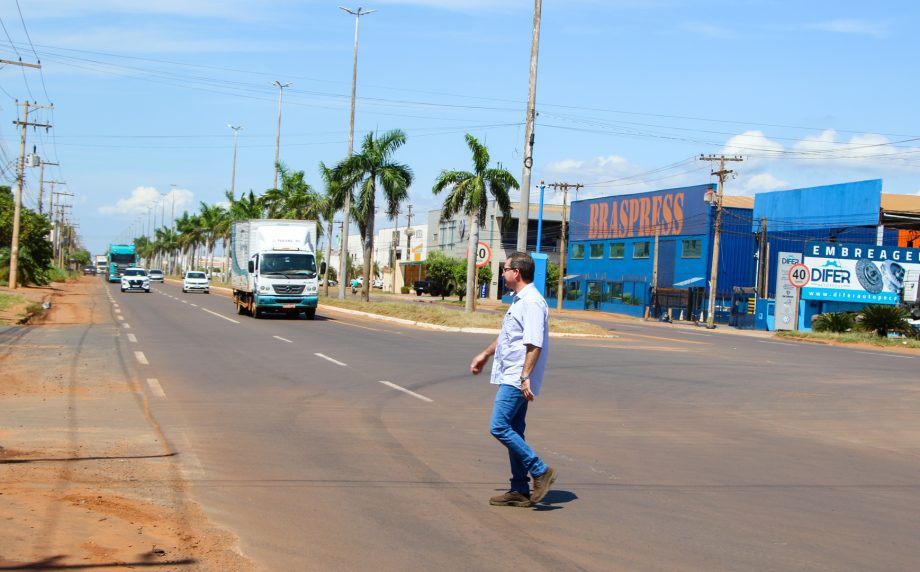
left=519, top=374, right=530, bottom=383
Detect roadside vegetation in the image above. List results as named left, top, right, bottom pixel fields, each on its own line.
left=779, top=305, right=919, bottom=349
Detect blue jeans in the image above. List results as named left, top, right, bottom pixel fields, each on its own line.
left=490, top=383, right=548, bottom=495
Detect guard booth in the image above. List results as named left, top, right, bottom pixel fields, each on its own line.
left=651, top=287, right=705, bottom=321
left=729, top=286, right=757, bottom=329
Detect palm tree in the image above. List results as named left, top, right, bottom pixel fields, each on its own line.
left=198, top=203, right=227, bottom=275
left=433, top=133, right=517, bottom=312
left=333, top=129, right=413, bottom=301
left=318, top=161, right=346, bottom=296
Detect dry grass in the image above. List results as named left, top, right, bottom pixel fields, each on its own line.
left=777, top=330, right=920, bottom=349
left=0, top=292, right=23, bottom=311
left=320, top=295, right=610, bottom=336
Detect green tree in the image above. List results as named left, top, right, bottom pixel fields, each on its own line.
left=858, top=304, right=910, bottom=337
left=424, top=251, right=456, bottom=299
left=432, top=133, right=517, bottom=312
left=333, top=129, right=413, bottom=301
left=318, top=162, right=346, bottom=296
left=0, top=186, right=54, bottom=285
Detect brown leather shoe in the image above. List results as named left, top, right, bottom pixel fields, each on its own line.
left=530, top=467, right=557, bottom=503
left=489, top=491, right=533, bottom=507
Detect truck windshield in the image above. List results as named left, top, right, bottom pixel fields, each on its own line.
left=260, top=253, right=317, bottom=278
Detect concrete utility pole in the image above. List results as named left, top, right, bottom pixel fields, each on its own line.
left=229, top=125, right=242, bottom=200
left=404, top=203, right=413, bottom=264
left=516, top=0, right=542, bottom=253
left=338, top=6, right=375, bottom=299
left=37, top=160, right=59, bottom=215
left=9, top=101, right=52, bottom=289
left=272, top=81, right=291, bottom=190
left=547, top=181, right=581, bottom=311
left=700, top=154, right=743, bottom=328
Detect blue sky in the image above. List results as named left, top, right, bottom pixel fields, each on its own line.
left=1, top=0, right=918, bottom=256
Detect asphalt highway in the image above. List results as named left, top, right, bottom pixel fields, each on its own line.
left=108, top=279, right=920, bottom=571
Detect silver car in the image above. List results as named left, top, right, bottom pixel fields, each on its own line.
left=182, top=271, right=210, bottom=294
left=148, top=269, right=164, bottom=282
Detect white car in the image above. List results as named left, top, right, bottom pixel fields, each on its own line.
left=121, top=268, right=150, bottom=293
left=182, top=271, right=210, bottom=294
left=372, top=278, right=384, bottom=289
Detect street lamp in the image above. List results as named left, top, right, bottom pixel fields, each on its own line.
left=228, top=124, right=242, bottom=201
left=272, top=81, right=291, bottom=190
left=337, top=5, right=376, bottom=299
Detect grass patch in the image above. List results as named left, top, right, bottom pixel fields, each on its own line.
left=320, top=295, right=609, bottom=336
left=0, top=292, right=25, bottom=311
left=777, top=330, right=920, bottom=349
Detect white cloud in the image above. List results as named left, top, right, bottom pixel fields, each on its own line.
left=541, top=154, right=701, bottom=199
left=733, top=172, right=788, bottom=196
left=99, top=186, right=194, bottom=215
left=722, top=130, right=784, bottom=163
left=809, top=19, right=889, bottom=38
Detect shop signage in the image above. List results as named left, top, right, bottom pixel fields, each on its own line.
left=802, top=242, right=920, bottom=304
left=775, top=252, right=801, bottom=331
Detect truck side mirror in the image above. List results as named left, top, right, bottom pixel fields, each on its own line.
left=248, top=260, right=255, bottom=273
left=320, top=261, right=327, bottom=275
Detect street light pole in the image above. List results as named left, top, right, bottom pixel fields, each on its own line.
left=272, top=81, right=291, bottom=190
left=338, top=5, right=376, bottom=299
left=229, top=125, right=242, bottom=201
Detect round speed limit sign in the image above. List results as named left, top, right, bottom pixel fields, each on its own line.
left=788, top=264, right=810, bottom=288
left=475, top=241, right=491, bottom=268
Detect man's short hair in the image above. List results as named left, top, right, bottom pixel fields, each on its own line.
left=506, top=251, right=534, bottom=282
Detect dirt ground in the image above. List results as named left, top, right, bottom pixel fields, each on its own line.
left=0, top=277, right=255, bottom=570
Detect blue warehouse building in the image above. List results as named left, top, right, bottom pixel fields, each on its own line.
left=560, top=178, right=920, bottom=329
left=563, top=184, right=756, bottom=322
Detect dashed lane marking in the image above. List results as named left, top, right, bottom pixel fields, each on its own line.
left=190, top=303, right=198, bottom=307
left=117, top=315, right=125, bottom=321
left=273, top=336, right=293, bottom=343
left=201, top=308, right=240, bottom=324
left=852, top=350, right=916, bottom=360
left=327, top=319, right=382, bottom=332
left=378, top=380, right=433, bottom=402
left=134, top=351, right=149, bottom=365
left=122, top=323, right=131, bottom=329
left=315, top=353, right=347, bottom=367
left=146, top=378, right=166, bottom=398
left=127, top=333, right=137, bottom=343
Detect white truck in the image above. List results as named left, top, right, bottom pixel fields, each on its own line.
left=230, top=219, right=324, bottom=319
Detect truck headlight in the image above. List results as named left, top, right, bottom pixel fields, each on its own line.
left=259, top=284, right=271, bottom=292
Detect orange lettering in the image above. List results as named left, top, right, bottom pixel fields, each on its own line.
left=652, top=196, right=663, bottom=236
left=639, top=198, right=651, bottom=237
left=588, top=203, right=598, bottom=239
left=598, top=202, right=609, bottom=239
left=619, top=201, right=629, bottom=239
left=662, top=194, right=673, bottom=235
left=627, top=199, right=640, bottom=237
left=609, top=200, right=619, bottom=238
left=672, top=193, right=684, bottom=235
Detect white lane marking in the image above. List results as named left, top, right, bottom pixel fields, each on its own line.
left=122, top=323, right=131, bottom=329
left=117, top=315, right=125, bottom=321
left=378, top=380, right=433, bottom=403
left=127, top=333, right=138, bottom=343
left=114, top=308, right=121, bottom=313
left=181, top=300, right=188, bottom=304
left=201, top=308, right=240, bottom=324
left=679, top=331, right=710, bottom=337
left=760, top=341, right=799, bottom=347
left=146, top=378, right=166, bottom=398
left=853, top=350, right=916, bottom=360
left=135, top=351, right=149, bottom=365
left=190, top=304, right=198, bottom=307
left=328, top=320, right=381, bottom=332
left=273, top=336, right=293, bottom=343
left=315, top=353, right=347, bottom=367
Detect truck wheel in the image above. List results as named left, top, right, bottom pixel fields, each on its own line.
left=416, top=291, right=422, bottom=296
left=305, top=308, right=316, bottom=320
left=236, top=302, right=246, bottom=315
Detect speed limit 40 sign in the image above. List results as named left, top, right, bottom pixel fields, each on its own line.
left=475, top=241, right=491, bottom=268
left=788, top=264, right=810, bottom=288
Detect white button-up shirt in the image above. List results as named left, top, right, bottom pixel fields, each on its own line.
left=490, top=282, right=549, bottom=396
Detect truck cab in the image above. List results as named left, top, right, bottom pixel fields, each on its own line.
left=241, top=251, right=323, bottom=319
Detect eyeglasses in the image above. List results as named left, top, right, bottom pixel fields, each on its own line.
left=502, top=266, right=517, bottom=273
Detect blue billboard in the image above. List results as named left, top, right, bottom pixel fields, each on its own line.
left=802, top=241, right=920, bottom=304
left=569, top=184, right=714, bottom=242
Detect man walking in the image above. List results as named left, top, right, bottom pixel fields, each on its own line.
left=470, top=251, right=557, bottom=507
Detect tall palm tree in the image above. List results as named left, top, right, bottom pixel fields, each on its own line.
left=333, top=129, right=413, bottom=301
left=318, top=161, right=346, bottom=296
left=433, top=133, right=517, bottom=312
left=198, top=203, right=227, bottom=275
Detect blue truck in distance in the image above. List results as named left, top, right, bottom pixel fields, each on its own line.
left=106, top=244, right=138, bottom=282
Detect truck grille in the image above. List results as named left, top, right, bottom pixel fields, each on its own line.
left=273, top=284, right=305, bottom=295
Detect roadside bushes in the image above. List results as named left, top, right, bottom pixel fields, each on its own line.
left=812, top=305, right=911, bottom=338
left=812, top=312, right=856, bottom=333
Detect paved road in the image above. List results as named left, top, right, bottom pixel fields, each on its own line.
left=109, top=280, right=920, bottom=571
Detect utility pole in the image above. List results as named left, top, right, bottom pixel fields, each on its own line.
left=390, top=209, right=400, bottom=293
left=272, top=81, right=291, bottom=190
left=403, top=204, right=413, bottom=291
left=37, top=161, right=59, bottom=215
left=338, top=6, right=376, bottom=299
left=651, top=226, right=660, bottom=319
left=9, top=101, right=52, bottom=289
left=228, top=125, right=242, bottom=200
left=547, top=182, right=581, bottom=311
left=699, top=154, right=743, bottom=328
left=516, top=0, right=542, bottom=253
left=756, top=217, right=768, bottom=298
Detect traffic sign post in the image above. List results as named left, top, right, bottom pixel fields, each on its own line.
left=475, top=241, right=491, bottom=269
